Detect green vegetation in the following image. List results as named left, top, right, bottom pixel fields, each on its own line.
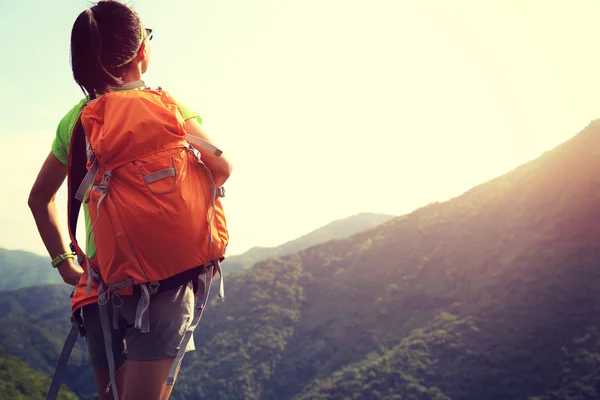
left=1, top=121, right=600, bottom=399
left=0, top=346, right=77, bottom=400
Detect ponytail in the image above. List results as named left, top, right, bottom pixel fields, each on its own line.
left=70, top=1, right=143, bottom=98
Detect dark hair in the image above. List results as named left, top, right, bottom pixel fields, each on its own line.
left=70, top=0, right=144, bottom=98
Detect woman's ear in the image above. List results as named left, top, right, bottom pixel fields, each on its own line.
left=138, top=42, right=148, bottom=62
left=138, top=41, right=151, bottom=73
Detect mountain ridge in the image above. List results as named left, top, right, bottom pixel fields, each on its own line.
left=223, top=212, right=395, bottom=273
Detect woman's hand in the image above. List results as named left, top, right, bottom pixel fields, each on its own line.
left=57, top=260, right=84, bottom=286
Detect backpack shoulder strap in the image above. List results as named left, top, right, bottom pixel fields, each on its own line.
left=148, top=87, right=223, bottom=157
left=67, top=116, right=89, bottom=258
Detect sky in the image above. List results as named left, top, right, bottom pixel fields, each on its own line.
left=1, top=0, right=600, bottom=258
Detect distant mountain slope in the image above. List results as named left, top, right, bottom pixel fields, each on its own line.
left=0, top=248, right=64, bottom=290
left=223, top=212, right=395, bottom=273
left=2, top=120, right=600, bottom=399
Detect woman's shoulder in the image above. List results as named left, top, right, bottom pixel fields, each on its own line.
left=58, top=97, right=89, bottom=132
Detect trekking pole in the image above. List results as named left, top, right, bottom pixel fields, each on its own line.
left=46, top=289, right=81, bottom=400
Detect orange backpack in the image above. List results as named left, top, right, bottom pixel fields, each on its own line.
left=65, top=87, right=228, bottom=396
left=69, top=88, right=228, bottom=287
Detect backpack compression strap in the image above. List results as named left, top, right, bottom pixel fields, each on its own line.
left=186, top=134, right=223, bottom=158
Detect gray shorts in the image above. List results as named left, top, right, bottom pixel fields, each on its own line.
left=80, top=281, right=196, bottom=368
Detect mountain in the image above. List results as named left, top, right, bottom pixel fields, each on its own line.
left=223, top=212, right=395, bottom=273
left=0, top=346, right=77, bottom=400
left=171, top=120, right=600, bottom=399
left=0, top=248, right=65, bottom=290
left=1, top=120, right=600, bottom=399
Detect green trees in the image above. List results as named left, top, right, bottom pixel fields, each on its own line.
left=0, top=347, right=77, bottom=400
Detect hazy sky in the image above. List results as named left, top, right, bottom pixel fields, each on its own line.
left=1, top=0, right=600, bottom=257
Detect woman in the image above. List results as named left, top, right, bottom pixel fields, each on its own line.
left=28, top=1, right=232, bottom=399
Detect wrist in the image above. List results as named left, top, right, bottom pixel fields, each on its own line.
left=51, top=251, right=76, bottom=268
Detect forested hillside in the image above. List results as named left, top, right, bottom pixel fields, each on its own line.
left=173, top=120, right=600, bottom=399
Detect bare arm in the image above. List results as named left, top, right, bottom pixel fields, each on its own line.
left=28, top=152, right=83, bottom=286
left=185, top=118, right=233, bottom=187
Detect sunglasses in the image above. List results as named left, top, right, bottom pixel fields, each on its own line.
left=132, top=28, right=153, bottom=54
left=144, top=28, right=153, bottom=42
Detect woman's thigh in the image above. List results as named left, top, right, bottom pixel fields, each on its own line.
left=120, top=281, right=196, bottom=362
left=119, top=281, right=196, bottom=399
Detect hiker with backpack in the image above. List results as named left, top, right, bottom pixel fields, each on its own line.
left=27, top=1, right=232, bottom=399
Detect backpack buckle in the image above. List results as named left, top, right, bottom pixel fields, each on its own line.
left=148, top=281, right=160, bottom=295
left=98, top=170, right=112, bottom=192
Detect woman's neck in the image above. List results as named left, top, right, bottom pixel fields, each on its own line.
left=120, top=63, right=143, bottom=84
